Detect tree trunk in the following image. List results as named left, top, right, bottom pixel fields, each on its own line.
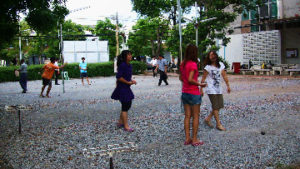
left=37, top=32, right=42, bottom=64
left=151, top=40, right=155, bottom=56
left=155, top=27, right=162, bottom=57
left=172, top=6, right=177, bottom=26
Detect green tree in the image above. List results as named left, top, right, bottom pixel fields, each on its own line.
left=0, top=21, right=32, bottom=63
left=131, top=0, right=193, bottom=25
left=0, top=20, right=86, bottom=64
left=0, top=0, right=68, bottom=49
left=132, top=0, right=262, bottom=67
left=94, top=18, right=124, bottom=61
left=62, top=20, right=86, bottom=41
left=127, top=17, right=169, bottom=57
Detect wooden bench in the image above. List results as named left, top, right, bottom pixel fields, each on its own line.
left=285, top=69, right=300, bottom=76
left=253, top=69, right=272, bottom=76
left=240, top=69, right=253, bottom=75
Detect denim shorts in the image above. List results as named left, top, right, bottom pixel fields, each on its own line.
left=181, top=93, right=202, bottom=105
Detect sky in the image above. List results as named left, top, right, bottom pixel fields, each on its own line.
left=65, top=0, right=139, bottom=33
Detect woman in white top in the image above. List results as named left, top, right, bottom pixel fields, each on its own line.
left=201, top=51, right=231, bottom=131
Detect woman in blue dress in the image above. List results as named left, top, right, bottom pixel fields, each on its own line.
left=111, top=50, right=137, bottom=132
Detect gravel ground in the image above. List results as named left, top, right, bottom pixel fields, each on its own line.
left=0, top=75, right=300, bottom=168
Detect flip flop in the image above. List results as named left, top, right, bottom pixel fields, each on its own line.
left=192, top=141, right=204, bottom=146
left=39, top=95, right=45, bottom=98
left=184, top=140, right=192, bottom=145
left=124, top=128, right=134, bottom=132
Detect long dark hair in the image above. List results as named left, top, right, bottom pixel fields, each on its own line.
left=117, top=50, right=131, bottom=67
left=183, top=44, right=198, bottom=67
left=204, top=51, right=220, bottom=68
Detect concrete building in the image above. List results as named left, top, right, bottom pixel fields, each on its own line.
left=219, top=0, right=300, bottom=67
left=63, top=40, right=109, bottom=63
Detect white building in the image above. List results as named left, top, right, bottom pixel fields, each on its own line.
left=63, top=40, right=109, bottom=63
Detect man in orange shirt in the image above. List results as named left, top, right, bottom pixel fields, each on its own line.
left=40, top=57, right=66, bottom=98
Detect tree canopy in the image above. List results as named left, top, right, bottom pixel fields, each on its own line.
left=127, top=17, right=169, bottom=57
left=0, top=20, right=86, bottom=64
left=0, top=0, right=68, bottom=49
left=130, top=0, right=262, bottom=63
left=94, top=18, right=124, bottom=61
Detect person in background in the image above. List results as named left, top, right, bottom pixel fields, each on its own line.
left=40, top=57, right=66, bottom=98
left=249, top=59, right=253, bottom=69
left=111, top=50, right=136, bottom=132
left=150, top=56, right=158, bottom=78
left=155, top=55, right=168, bottom=86
left=261, top=62, right=265, bottom=69
left=201, top=51, right=231, bottom=131
left=180, top=44, right=207, bottom=146
left=54, top=58, right=60, bottom=85
left=18, top=59, right=28, bottom=93
left=79, top=57, right=91, bottom=86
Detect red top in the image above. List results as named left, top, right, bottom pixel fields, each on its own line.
left=180, top=61, right=200, bottom=95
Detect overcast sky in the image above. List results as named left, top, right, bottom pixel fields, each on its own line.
left=65, top=0, right=139, bottom=32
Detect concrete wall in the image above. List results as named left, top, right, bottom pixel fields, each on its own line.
left=282, top=27, right=300, bottom=64
left=218, top=34, right=244, bottom=69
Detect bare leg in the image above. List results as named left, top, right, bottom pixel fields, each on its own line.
left=212, top=109, right=221, bottom=126
left=86, top=77, right=90, bottom=85
left=81, top=77, right=84, bottom=86
left=205, top=111, right=214, bottom=122
left=121, top=111, right=130, bottom=129
left=119, top=113, right=124, bottom=124
left=46, top=85, right=52, bottom=97
left=184, top=104, right=192, bottom=143
left=213, top=109, right=226, bottom=131
left=40, top=85, right=46, bottom=97
left=192, top=104, right=201, bottom=143
left=204, top=111, right=214, bottom=128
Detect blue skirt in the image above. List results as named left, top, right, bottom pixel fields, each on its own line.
left=111, top=86, right=134, bottom=102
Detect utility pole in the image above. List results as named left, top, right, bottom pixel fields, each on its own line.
left=177, top=0, right=183, bottom=63
left=19, top=24, right=22, bottom=61
left=60, top=23, right=65, bottom=93
left=115, top=12, right=120, bottom=56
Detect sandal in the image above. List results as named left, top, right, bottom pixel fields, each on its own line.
left=184, top=140, right=192, bottom=145
left=192, top=141, right=204, bottom=146
left=204, top=120, right=214, bottom=128
left=124, top=128, right=134, bottom=132
left=39, top=95, right=45, bottom=98
left=216, top=125, right=226, bottom=131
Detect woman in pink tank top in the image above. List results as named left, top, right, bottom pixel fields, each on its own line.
left=179, top=44, right=207, bottom=146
